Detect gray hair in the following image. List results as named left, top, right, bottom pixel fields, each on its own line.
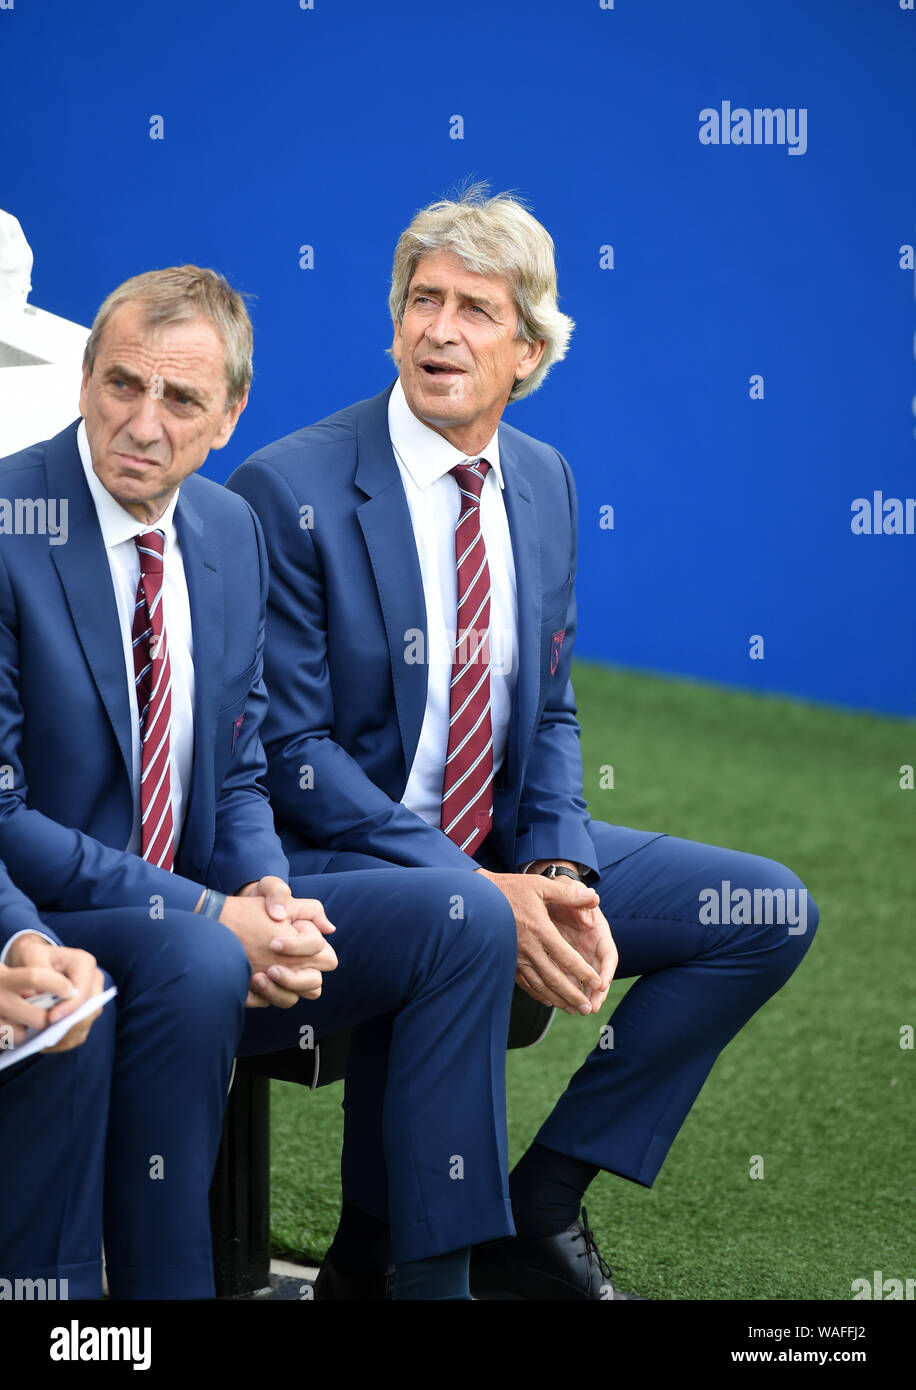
left=83, top=265, right=253, bottom=407
left=388, top=184, right=574, bottom=401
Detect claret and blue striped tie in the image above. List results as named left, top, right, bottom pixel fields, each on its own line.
left=440, top=460, right=494, bottom=855
left=132, top=530, right=174, bottom=871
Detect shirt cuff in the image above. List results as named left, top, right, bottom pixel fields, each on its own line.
left=0, top=928, right=58, bottom=965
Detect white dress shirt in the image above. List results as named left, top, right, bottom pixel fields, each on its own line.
left=77, top=420, right=195, bottom=857
left=388, top=377, right=519, bottom=830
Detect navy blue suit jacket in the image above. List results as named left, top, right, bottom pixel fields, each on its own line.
left=0, top=858, right=53, bottom=954
left=228, top=383, right=602, bottom=878
left=0, top=422, right=288, bottom=914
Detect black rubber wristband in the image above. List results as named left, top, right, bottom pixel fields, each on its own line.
left=539, top=864, right=586, bottom=883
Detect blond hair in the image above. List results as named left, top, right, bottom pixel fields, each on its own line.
left=388, top=184, right=573, bottom=400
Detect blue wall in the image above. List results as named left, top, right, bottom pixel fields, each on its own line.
left=3, top=0, right=914, bottom=714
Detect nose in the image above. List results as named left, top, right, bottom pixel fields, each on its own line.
left=426, top=299, right=461, bottom=347
left=125, top=382, right=166, bottom=446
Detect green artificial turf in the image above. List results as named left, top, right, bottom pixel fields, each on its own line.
left=269, top=663, right=916, bottom=1299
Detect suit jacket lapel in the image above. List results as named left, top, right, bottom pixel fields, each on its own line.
left=47, top=425, right=133, bottom=787
left=354, top=388, right=429, bottom=782
left=499, top=433, right=540, bottom=794
left=174, top=486, right=223, bottom=862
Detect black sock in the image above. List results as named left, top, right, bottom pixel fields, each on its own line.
left=392, top=1247, right=471, bottom=1301
left=509, top=1142, right=600, bottom=1238
left=326, top=1200, right=392, bottom=1275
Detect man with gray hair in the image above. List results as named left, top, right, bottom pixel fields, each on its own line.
left=0, top=262, right=521, bottom=1300
left=229, top=187, right=818, bottom=1300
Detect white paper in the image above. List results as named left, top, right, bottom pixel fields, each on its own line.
left=0, top=986, right=118, bottom=1072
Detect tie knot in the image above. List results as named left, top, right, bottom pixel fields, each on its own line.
left=135, top=530, right=165, bottom=576
left=450, top=458, right=490, bottom=503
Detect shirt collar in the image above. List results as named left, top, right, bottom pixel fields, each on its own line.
left=388, top=376, right=504, bottom=491
left=77, top=418, right=180, bottom=551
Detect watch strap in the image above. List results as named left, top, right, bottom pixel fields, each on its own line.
left=539, top=864, right=586, bottom=883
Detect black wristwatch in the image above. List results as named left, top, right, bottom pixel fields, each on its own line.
left=539, top=863, right=586, bottom=883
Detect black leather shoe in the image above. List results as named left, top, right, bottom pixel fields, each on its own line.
left=313, top=1255, right=393, bottom=1301
left=470, top=1207, right=645, bottom=1300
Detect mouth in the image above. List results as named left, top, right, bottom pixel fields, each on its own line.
left=420, top=362, right=465, bottom=377
left=116, top=453, right=160, bottom=468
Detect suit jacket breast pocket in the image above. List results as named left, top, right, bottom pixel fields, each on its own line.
left=218, top=661, right=256, bottom=755
left=218, top=660, right=257, bottom=712
left=541, top=578, right=571, bottom=677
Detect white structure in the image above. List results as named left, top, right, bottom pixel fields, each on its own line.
left=0, top=210, right=89, bottom=457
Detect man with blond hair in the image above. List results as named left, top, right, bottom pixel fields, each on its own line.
left=230, top=186, right=819, bottom=1300
left=0, top=264, right=519, bottom=1300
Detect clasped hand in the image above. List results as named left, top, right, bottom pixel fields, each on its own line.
left=477, top=869, right=617, bottom=1015
left=221, top=876, right=338, bottom=1008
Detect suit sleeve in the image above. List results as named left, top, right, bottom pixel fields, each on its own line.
left=206, top=507, right=290, bottom=893
left=0, top=549, right=204, bottom=915
left=228, top=457, right=478, bottom=874
left=511, top=452, right=598, bottom=880
left=0, top=856, right=60, bottom=956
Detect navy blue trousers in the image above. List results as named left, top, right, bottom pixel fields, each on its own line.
left=534, top=824, right=819, bottom=1185
left=306, top=822, right=819, bottom=1211
left=0, top=867, right=517, bottom=1298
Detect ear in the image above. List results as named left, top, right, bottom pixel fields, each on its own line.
left=211, top=388, right=249, bottom=450
left=514, top=336, right=547, bottom=384
left=391, top=319, right=403, bottom=365
left=78, top=361, right=91, bottom=416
